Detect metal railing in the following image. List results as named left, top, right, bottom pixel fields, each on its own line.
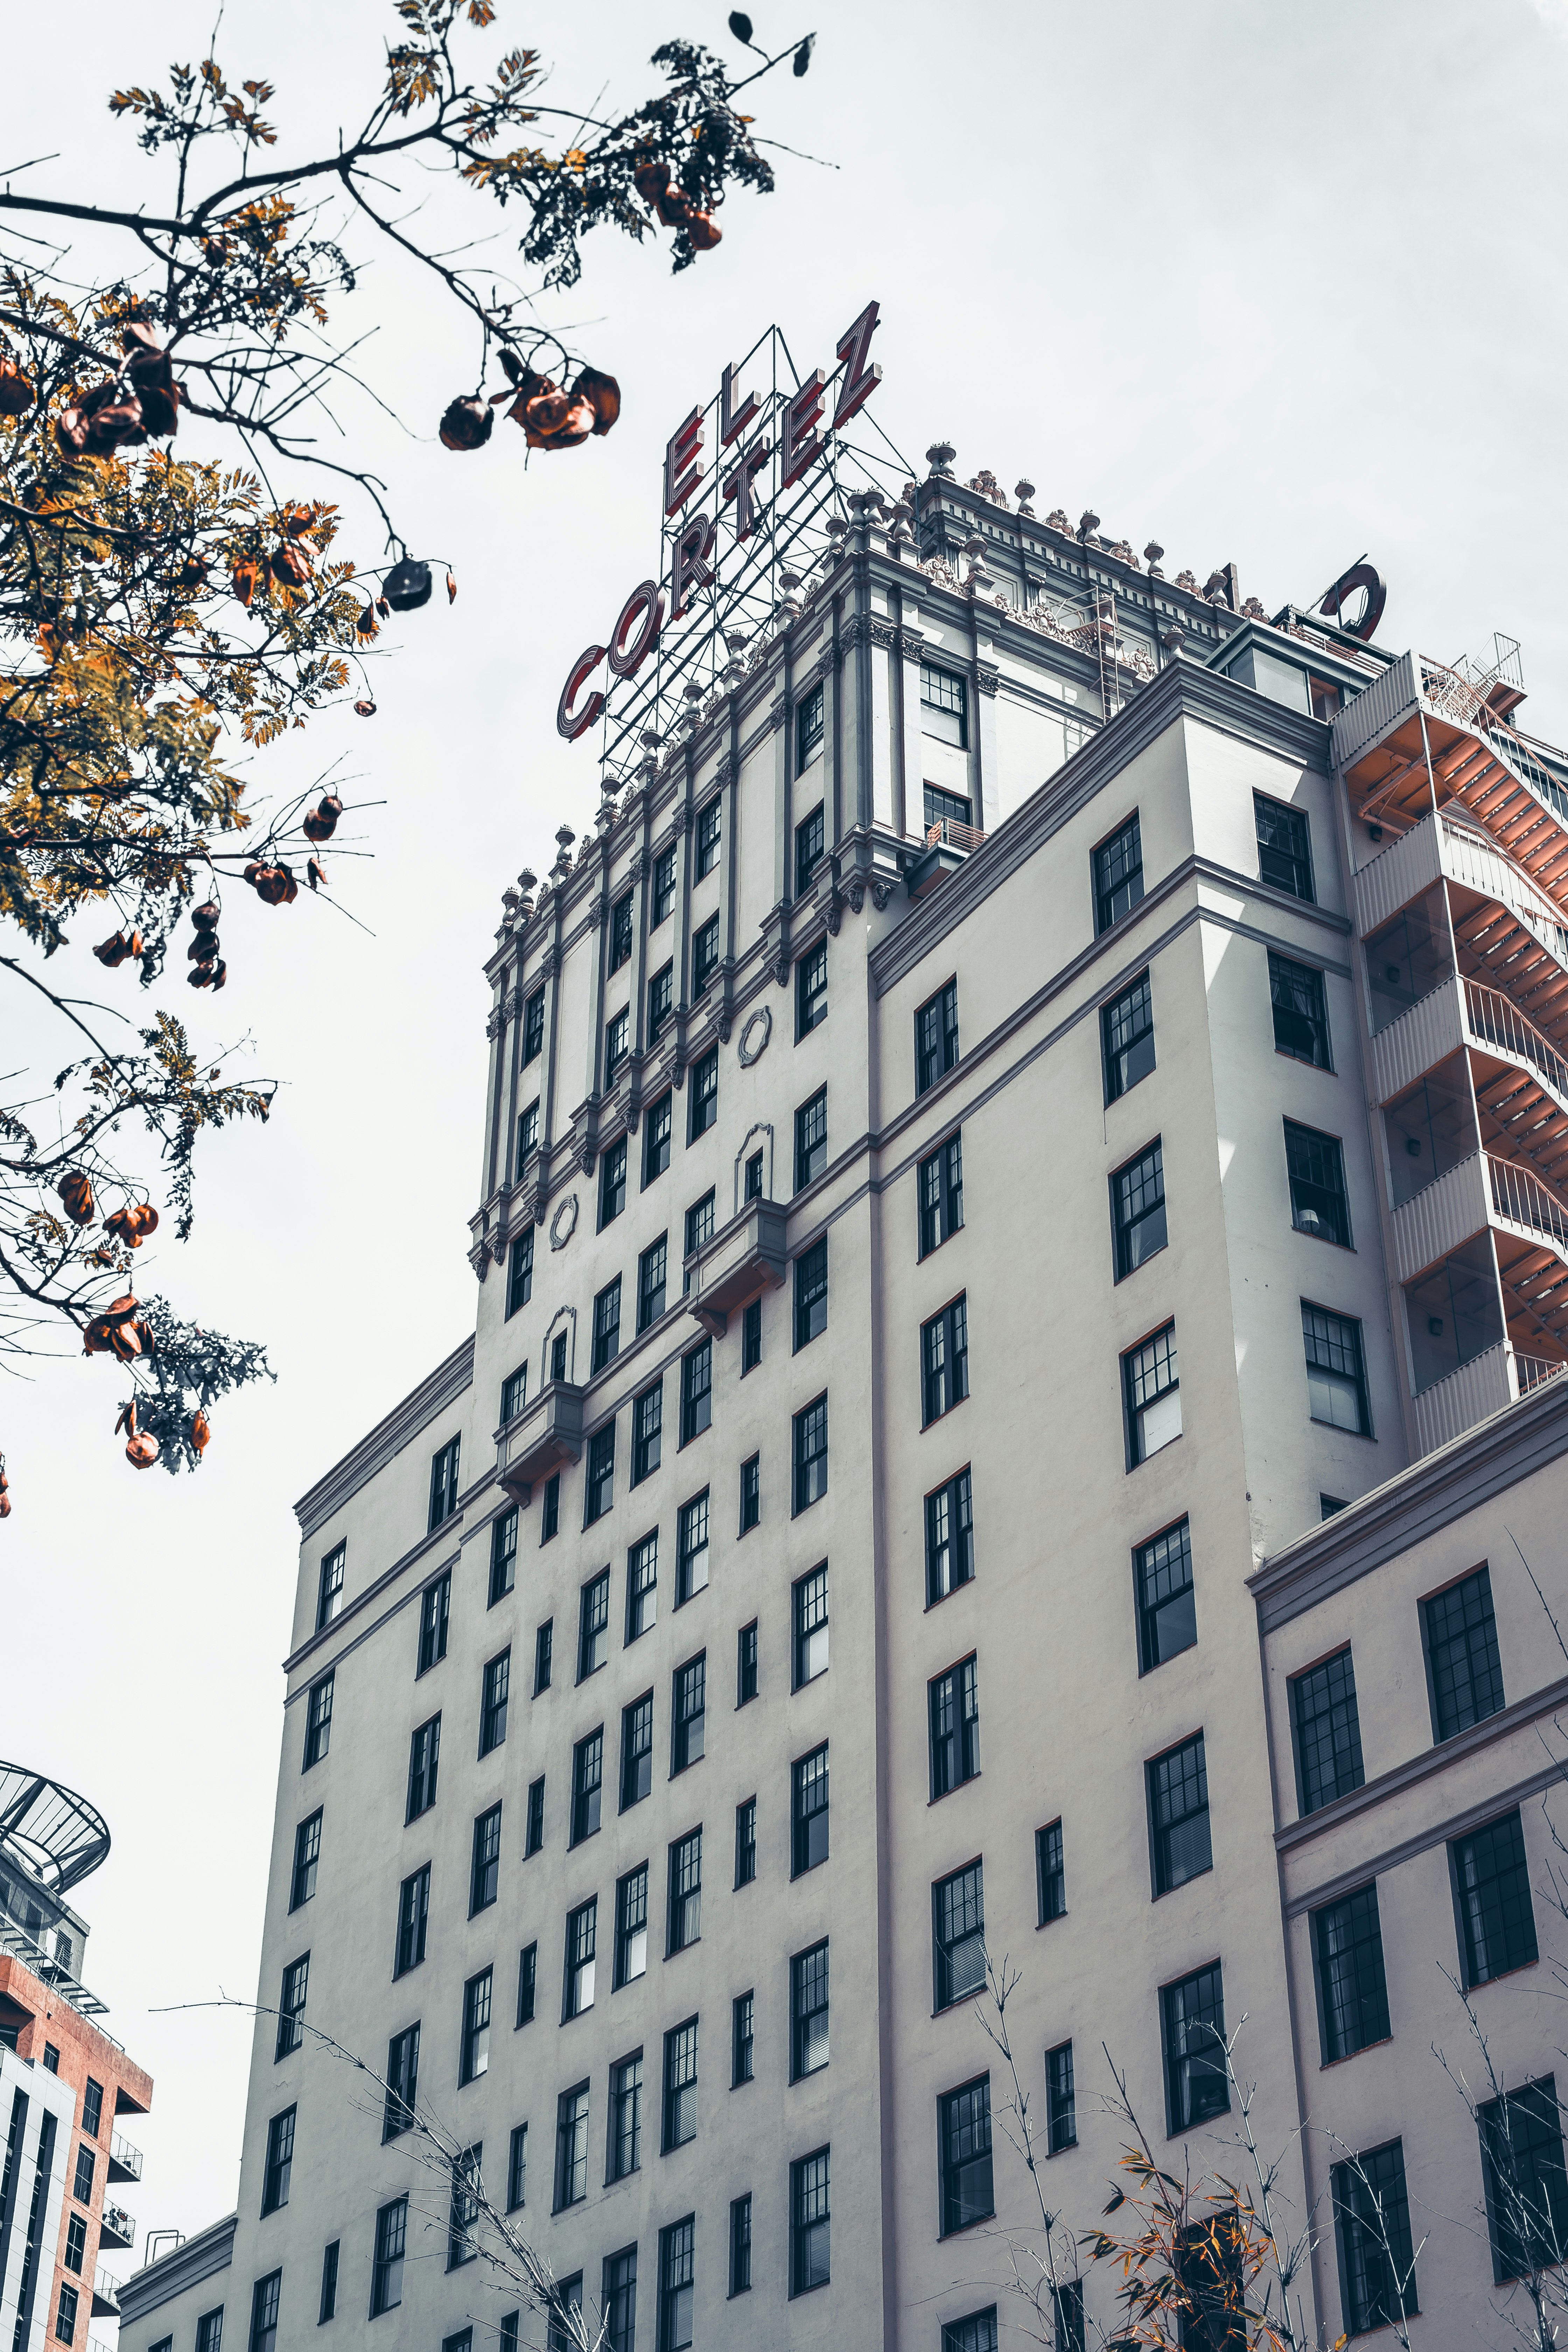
left=93, top=2268, right=120, bottom=2310
left=100, top=2199, right=134, bottom=2246
left=924, top=819, right=986, bottom=854
left=1420, top=659, right=1568, bottom=828
left=1513, top=1351, right=1567, bottom=1395
left=1488, top=1153, right=1568, bottom=1251
left=110, top=2131, right=143, bottom=2180
left=1464, top=978, right=1568, bottom=1103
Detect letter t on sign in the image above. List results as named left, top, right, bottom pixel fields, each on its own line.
left=665, top=409, right=704, bottom=516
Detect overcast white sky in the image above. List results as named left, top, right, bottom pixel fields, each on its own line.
left=4, top=0, right=1567, bottom=2255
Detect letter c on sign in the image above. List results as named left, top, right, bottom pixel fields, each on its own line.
left=608, top=581, right=665, bottom=680
left=558, top=644, right=607, bottom=741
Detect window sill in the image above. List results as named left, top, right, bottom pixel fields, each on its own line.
left=924, top=1576, right=975, bottom=1614
left=787, top=2279, right=832, bottom=2300
left=1150, top=1861, right=1213, bottom=1901
left=1319, top=2036, right=1393, bottom=2070
left=927, top=1775, right=981, bottom=1808
left=1293, top=1227, right=1356, bottom=1252
left=937, top=2212, right=996, bottom=2242
left=920, top=1399, right=969, bottom=1435
left=1045, top=2137, right=1079, bottom=2159
left=1275, top=1045, right=1335, bottom=1074
left=677, top=1426, right=711, bottom=1453
left=1307, top=1414, right=1375, bottom=1440
left=1464, top=1958, right=1541, bottom=1994
left=1036, top=1910, right=1068, bottom=1931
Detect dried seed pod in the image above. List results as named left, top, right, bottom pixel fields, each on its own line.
left=188, top=964, right=215, bottom=989
left=190, top=1408, right=211, bottom=1455
left=302, top=793, right=343, bottom=843
left=209, top=960, right=227, bottom=991
left=354, top=698, right=377, bottom=718
left=104, top=1203, right=157, bottom=1248
left=230, top=555, right=262, bottom=607
left=447, top=570, right=457, bottom=604
left=307, top=859, right=328, bottom=892
left=684, top=212, right=722, bottom=252
left=247, top=863, right=298, bottom=906
left=279, top=502, right=314, bottom=539
left=0, top=358, right=34, bottom=416
left=573, top=366, right=621, bottom=436
left=56, top=380, right=147, bottom=456
left=177, top=552, right=208, bottom=590
left=355, top=600, right=378, bottom=639
left=375, top=596, right=391, bottom=618
left=125, top=1430, right=160, bottom=1469
left=122, top=328, right=180, bottom=438
left=57, top=1171, right=95, bottom=1224
left=187, top=933, right=220, bottom=961
left=107, top=1320, right=144, bottom=1361
left=127, top=929, right=144, bottom=959
left=383, top=557, right=433, bottom=611
left=439, top=396, right=494, bottom=451
left=271, top=542, right=313, bottom=589
left=192, top=900, right=220, bottom=929
left=634, top=159, right=671, bottom=208
left=114, top=1398, right=136, bottom=1437
left=92, top=930, right=136, bottom=968
left=131, top=1318, right=156, bottom=1359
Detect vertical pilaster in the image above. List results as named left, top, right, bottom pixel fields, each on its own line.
left=898, top=605, right=926, bottom=844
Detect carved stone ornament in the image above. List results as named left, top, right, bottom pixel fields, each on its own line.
left=976, top=662, right=1000, bottom=698
left=871, top=876, right=896, bottom=912
left=541, top=946, right=561, bottom=980
left=490, top=1230, right=509, bottom=1265
left=548, top=1192, right=580, bottom=1252
left=774, top=949, right=791, bottom=989
left=671, top=802, right=691, bottom=835
left=485, top=1005, right=505, bottom=1041
left=737, top=1004, right=772, bottom=1065
left=468, top=1242, right=489, bottom=1280
left=847, top=878, right=866, bottom=915
left=715, top=752, right=736, bottom=792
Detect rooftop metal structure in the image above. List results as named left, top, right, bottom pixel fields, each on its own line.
left=0, top=1761, right=111, bottom=1896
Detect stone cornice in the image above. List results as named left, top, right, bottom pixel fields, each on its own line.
left=116, top=2213, right=237, bottom=2324
left=292, top=1336, right=474, bottom=1540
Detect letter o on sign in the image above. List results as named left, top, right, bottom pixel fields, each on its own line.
left=558, top=644, right=607, bottom=741
left=608, top=580, right=665, bottom=680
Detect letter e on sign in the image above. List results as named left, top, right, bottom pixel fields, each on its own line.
left=558, top=644, right=607, bottom=741
left=780, top=370, right=827, bottom=489
left=664, top=408, right=705, bottom=516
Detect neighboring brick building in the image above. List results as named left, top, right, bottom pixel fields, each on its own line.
left=0, top=1764, right=152, bottom=2351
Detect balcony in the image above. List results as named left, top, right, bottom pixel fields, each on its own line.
left=1412, top=1341, right=1568, bottom=1456
left=685, top=1203, right=788, bottom=1337
left=92, top=2268, right=119, bottom=2319
left=497, top=1382, right=584, bottom=1505
left=99, top=2201, right=135, bottom=2251
left=107, top=2132, right=142, bottom=2184
left=907, top=818, right=986, bottom=900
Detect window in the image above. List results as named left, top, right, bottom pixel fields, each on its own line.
left=659, top=2218, right=695, bottom=2352
left=795, top=1087, right=828, bottom=1189
left=790, top=2147, right=832, bottom=2295
left=648, top=960, right=674, bottom=1046
left=533, top=1620, right=553, bottom=1694
left=921, top=662, right=968, bottom=747
left=644, top=1091, right=673, bottom=1185
left=930, top=1657, right=981, bottom=1798
left=674, top=1491, right=709, bottom=1606
left=1135, top=1517, right=1196, bottom=1671
left=796, top=940, right=828, bottom=1038
left=302, top=1673, right=333, bottom=1770
left=1303, top=1302, right=1369, bottom=1434
left=55, top=2284, right=79, bottom=2347
left=1093, top=812, right=1144, bottom=932
left=260, top=2108, right=294, bottom=2214
left=564, top=1898, right=597, bottom=2019
left=1479, top=2079, right=1568, bottom=2284
left=196, top=2317, right=224, bottom=2352
left=516, top=1099, right=539, bottom=1179
left=623, top=1534, right=658, bottom=1648
left=489, top=1505, right=518, bottom=1603
left=604, top=1009, right=630, bottom=1084
left=371, top=2196, right=407, bottom=2317
left=516, top=1944, right=536, bottom=2025
left=797, top=684, right=825, bottom=771
left=653, top=844, right=677, bottom=927
left=384, top=2025, right=419, bottom=2140
left=793, top=1236, right=828, bottom=1350
left=590, top=1281, right=623, bottom=1378
left=615, top=1863, right=649, bottom=1986
left=738, top=1439, right=762, bottom=1533
left=276, top=1957, right=306, bottom=2051
left=1291, top=1649, right=1364, bottom=1815
left=1102, top=970, right=1156, bottom=1102
left=447, top=2143, right=481, bottom=2269
left=1285, top=1120, right=1349, bottom=1245
left=663, top=2017, right=700, bottom=2149
left=796, top=805, right=824, bottom=897
left=585, top=1423, right=616, bottom=1525
left=933, top=1861, right=985, bottom=2010
left=316, top=1543, right=344, bottom=1630
left=555, top=2084, right=590, bottom=2209
left=684, top=1189, right=715, bottom=1268
left=689, top=1044, right=719, bottom=1139
left=417, top=1572, right=450, bottom=1674
left=610, top=2057, right=643, bottom=2180
left=672, top=1657, right=706, bottom=1772
left=522, top=985, right=545, bottom=1064
left=579, top=1568, right=611, bottom=1678
left=470, top=1803, right=502, bottom=1914
left=428, top=1435, right=461, bottom=1532
left=1148, top=1732, right=1212, bottom=1893
left=81, top=2079, right=103, bottom=2139
left=692, top=912, right=721, bottom=998
left=506, top=1227, right=534, bottom=1318
left=1112, top=1140, right=1168, bottom=1279
left=598, top=1142, right=627, bottom=1232
left=922, top=1296, right=969, bottom=1424
left=72, top=2142, right=93, bottom=2201
left=248, top=2274, right=281, bottom=2352
left=793, top=1562, right=830, bottom=1686
left=695, top=794, right=722, bottom=878
left=318, top=2242, right=338, bottom=2325
left=926, top=1458, right=973, bottom=1609
left=1424, top=1565, right=1505, bottom=1740
left=730, top=1988, right=756, bottom=2086
left=783, top=1939, right=831, bottom=2080
left=546, top=2285, right=583, bottom=2352
left=939, top=2075, right=994, bottom=2234
left=1162, top=1962, right=1229, bottom=2132
left=460, top=1967, right=492, bottom=2084
left=668, top=1827, right=704, bottom=1954
left=793, top=1393, right=828, bottom=1512
left=638, top=1237, right=668, bottom=1333
left=1270, top=950, right=1332, bottom=1068
left=680, top=1341, right=712, bottom=1444
left=290, top=1811, right=321, bottom=1910
left=479, top=1648, right=511, bottom=1756
left=1314, top=1883, right=1391, bottom=2062
left=571, top=1730, right=604, bottom=1846
left=916, top=981, right=960, bottom=1098
left=1036, top=1821, right=1066, bottom=1923
left=745, top=1147, right=765, bottom=1202
left=1255, top=791, right=1315, bottom=902
left=1332, top=2140, right=1417, bottom=2333
left=1046, top=2041, right=1076, bottom=2152
left=1452, top=1809, right=1538, bottom=1986
left=394, top=1867, right=429, bottom=1977
left=735, top=1793, right=757, bottom=1884
left=737, top=1624, right=759, bottom=1708
left=729, top=2194, right=752, bottom=2297
left=942, top=2312, right=999, bottom=2352
left=610, top=887, right=635, bottom=971
left=792, top=1743, right=830, bottom=1875
left=1124, top=1323, right=1180, bottom=1465
left=526, top=1776, right=545, bottom=1854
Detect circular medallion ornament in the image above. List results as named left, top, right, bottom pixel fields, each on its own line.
left=737, top=1006, right=772, bottom=1068
left=548, top=1193, right=580, bottom=1252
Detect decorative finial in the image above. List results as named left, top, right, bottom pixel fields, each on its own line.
left=1143, top=541, right=1164, bottom=579
left=1015, top=479, right=1036, bottom=517
left=925, top=442, right=956, bottom=478
left=1077, top=509, right=1100, bottom=543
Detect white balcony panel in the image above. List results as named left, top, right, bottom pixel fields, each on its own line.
left=1412, top=1342, right=1511, bottom=1456
left=1391, top=1151, right=1490, bottom=1284
left=1333, top=649, right=1418, bottom=771
left=1370, top=975, right=1464, bottom=1104
left=1354, top=810, right=1442, bottom=934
